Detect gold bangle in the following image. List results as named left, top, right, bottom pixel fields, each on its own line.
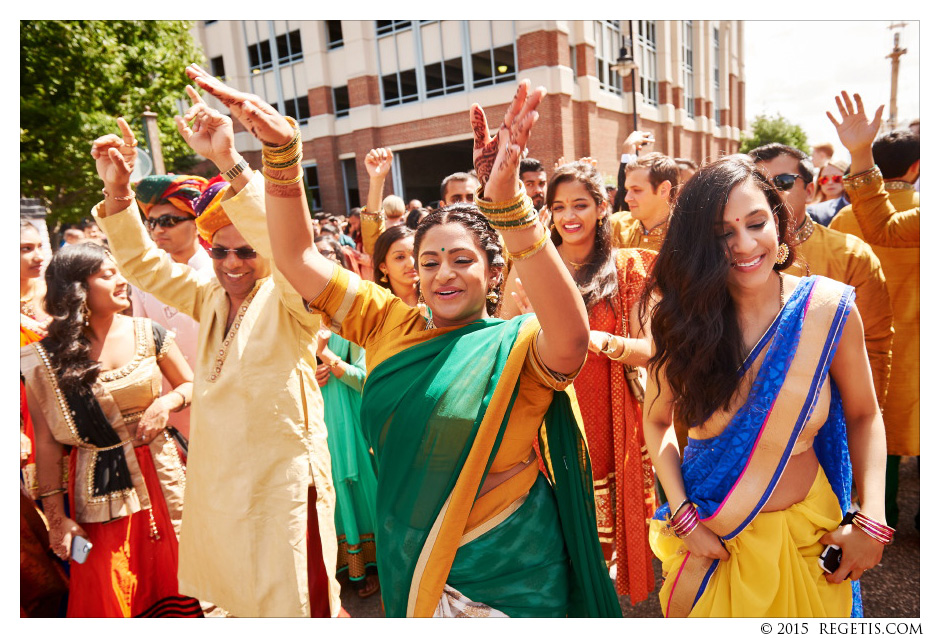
left=507, top=227, right=549, bottom=261
left=102, top=188, right=136, bottom=202
left=474, top=182, right=527, bottom=213
left=262, top=117, right=300, bottom=150
left=262, top=167, right=304, bottom=185
left=39, top=487, right=67, bottom=499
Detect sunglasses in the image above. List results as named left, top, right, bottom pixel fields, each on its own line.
left=771, top=173, right=806, bottom=192
left=819, top=175, right=843, bottom=186
left=145, top=213, right=193, bottom=230
left=208, top=246, right=258, bottom=260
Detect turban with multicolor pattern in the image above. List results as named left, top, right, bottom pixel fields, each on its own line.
left=194, top=176, right=231, bottom=243
left=135, top=174, right=209, bottom=218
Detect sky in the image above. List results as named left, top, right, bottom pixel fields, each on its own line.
left=744, top=20, right=919, bottom=163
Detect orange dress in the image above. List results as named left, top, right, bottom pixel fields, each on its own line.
left=572, top=248, right=657, bottom=604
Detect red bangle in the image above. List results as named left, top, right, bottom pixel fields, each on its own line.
left=852, top=512, right=894, bottom=544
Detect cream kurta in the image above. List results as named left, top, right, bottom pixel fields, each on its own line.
left=94, top=172, right=340, bottom=618
left=783, top=220, right=894, bottom=408
left=830, top=186, right=919, bottom=456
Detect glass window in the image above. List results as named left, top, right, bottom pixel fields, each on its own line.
left=303, top=164, right=321, bottom=211
left=283, top=94, right=310, bottom=124
left=210, top=55, right=226, bottom=81
left=342, top=158, right=360, bottom=211
left=326, top=21, right=344, bottom=50
left=713, top=26, right=722, bottom=126
left=682, top=21, right=695, bottom=118
left=636, top=20, right=658, bottom=106
left=248, top=39, right=273, bottom=73
left=375, top=20, right=411, bottom=36
left=333, top=86, right=350, bottom=117
left=276, top=29, right=303, bottom=65
left=471, top=44, right=515, bottom=88
left=595, top=20, right=623, bottom=95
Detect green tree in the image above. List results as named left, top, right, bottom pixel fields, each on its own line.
left=738, top=113, right=810, bottom=155
left=21, top=20, right=205, bottom=227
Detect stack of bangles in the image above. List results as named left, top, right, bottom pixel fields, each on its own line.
left=262, top=116, right=303, bottom=186
left=851, top=511, right=895, bottom=544
left=669, top=498, right=699, bottom=539
left=473, top=183, right=548, bottom=261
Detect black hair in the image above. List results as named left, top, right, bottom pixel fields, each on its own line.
left=873, top=130, right=920, bottom=179
left=640, top=154, right=795, bottom=427
left=519, top=157, right=544, bottom=174
left=546, top=161, right=617, bottom=312
left=372, top=224, right=416, bottom=292
left=315, top=235, right=350, bottom=270
left=747, top=143, right=814, bottom=185
left=41, top=243, right=112, bottom=394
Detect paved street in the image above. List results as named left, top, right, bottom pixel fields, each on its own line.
left=341, top=456, right=919, bottom=618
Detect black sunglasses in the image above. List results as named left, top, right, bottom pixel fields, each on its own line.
left=208, top=246, right=258, bottom=260
left=145, top=213, right=193, bottom=230
left=771, top=173, right=806, bottom=192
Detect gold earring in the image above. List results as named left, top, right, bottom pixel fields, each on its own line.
left=597, top=218, right=602, bottom=227
left=81, top=299, right=90, bottom=327
left=486, top=288, right=499, bottom=304
left=379, top=272, right=388, bottom=283
left=775, top=242, right=790, bottom=265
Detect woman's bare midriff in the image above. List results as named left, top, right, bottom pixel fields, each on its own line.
left=761, top=447, right=819, bottom=512
left=479, top=449, right=537, bottom=497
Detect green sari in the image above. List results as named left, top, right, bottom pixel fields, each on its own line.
left=360, top=314, right=620, bottom=617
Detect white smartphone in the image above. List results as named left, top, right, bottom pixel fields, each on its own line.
left=71, top=535, right=93, bottom=563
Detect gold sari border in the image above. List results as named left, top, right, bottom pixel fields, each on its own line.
left=459, top=490, right=528, bottom=547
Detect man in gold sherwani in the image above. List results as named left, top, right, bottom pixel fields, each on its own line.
left=609, top=152, right=679, bottom=253
left=91, top=105, right=341, bottom=617
left=750, top=144, right=894, bottom=410
left=829, top=117, right=919, bottom=529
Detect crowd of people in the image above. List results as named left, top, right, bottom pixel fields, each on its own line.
left=20, top=62, right=918, bottom=620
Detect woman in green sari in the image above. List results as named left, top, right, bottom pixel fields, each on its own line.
left=185, top=65, right=620, bottom=618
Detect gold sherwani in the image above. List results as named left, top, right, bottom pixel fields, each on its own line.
left=609, top=211, right=667, bottom=252
left=830, top=184, right=919, bottom=456
left=783, top=218, right=894, bottom=408
left=93, top=173, right=340, bottom=618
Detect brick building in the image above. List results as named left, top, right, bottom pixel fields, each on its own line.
left=193, top=20, right=745, bottom=213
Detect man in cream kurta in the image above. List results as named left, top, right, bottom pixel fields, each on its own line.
left=94, top=172, right=341, bottom=617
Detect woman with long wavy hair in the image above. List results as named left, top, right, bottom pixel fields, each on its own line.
left=185, top=65, right=621, bottom=617
left=20, top=242, right=201, bottom=617
left=501, top=161, right=658, bottom=604
left=642, top=155, right=888, bottom=617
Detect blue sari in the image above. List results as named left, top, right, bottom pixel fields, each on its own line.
left=652, top=275, right=862, bottom=618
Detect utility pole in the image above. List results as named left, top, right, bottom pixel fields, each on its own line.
left=142, top=107, right=166, bottom=175
left=886, top=23, right=908, bottom=130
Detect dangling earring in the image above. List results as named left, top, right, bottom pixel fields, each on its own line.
left=417, top=292, right=435, bottom=330
left=80, top=299, right=91, bottom=327
left=597, top=217, right=603, bottom=227
left=775, top=242, right=790, bottom=265
left=485, top=288, right=499, bottom=305
left=379, top=272, right=388, bottom=283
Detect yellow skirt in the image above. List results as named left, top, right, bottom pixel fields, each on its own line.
left=650, top=465, right=852, bottom=617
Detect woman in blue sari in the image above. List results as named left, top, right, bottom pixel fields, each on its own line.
left=641, top=155, right=890, bottom=617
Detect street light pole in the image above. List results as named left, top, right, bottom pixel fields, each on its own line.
left=613, top=21, right=639, bottom=132
left=886, top=23, right=908, bottom=130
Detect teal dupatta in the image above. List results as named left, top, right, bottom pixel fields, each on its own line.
left=360, top=315, right=620, bottom=617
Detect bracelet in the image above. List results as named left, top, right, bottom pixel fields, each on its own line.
left=668, top=498, right=692, bottom=523
left=262, top=116, right=300, bottom=150
left=506, top=227, right=549, bottom=262
left=487, top=212, right=539, bottom=231
left=360, top=207, right=385, bottom=221
left=221, top=158, right=249, bottom=182
left=600, top=333, right=619, bottom=357
left=852, top=511, right=895, bottom=544
left=473, top=182, right=528, bottom=214
left=169, top=389, right=189, bottom=412
left=670, top=502, right=700, bottom=539
left=262, top=153, right=302, bottom=170
left=327, top=357, right=342, bottom=370
left=102, top=188, right=135, bottom=202
left=39, top=487, right=67, bottom=499
left=262, top=167, right=304, bottom=186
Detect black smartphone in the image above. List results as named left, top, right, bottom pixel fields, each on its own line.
left=818, top=511, right=856, bottom=574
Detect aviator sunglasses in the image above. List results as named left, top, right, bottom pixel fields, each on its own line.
left=819, top=175, right=843, bottom=186
left=208, top=246, right=258, bottom=260
left=145, top=213, right=194, bottom=230
left=770, top=173, right=806, bottom=192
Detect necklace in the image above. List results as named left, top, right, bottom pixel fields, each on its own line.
left=565, top=259, right=589, bottom=272
left=778, top=270, right=785, bottom=309
left=793, top=215, right=815, bottom=244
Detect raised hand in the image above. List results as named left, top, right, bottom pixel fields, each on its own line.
left=826, top=91, right=884, bottom=156
left=90, top=117, right=137, bottom=189
left=478, top=80, right=546, bottom=203
left=185, top=63, right=294, bottom=146
left=364, top=148, right=394, bottom=179
left=471, top=80, right=543, bottom=187
left=175, top=85, right=237, bottom=168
